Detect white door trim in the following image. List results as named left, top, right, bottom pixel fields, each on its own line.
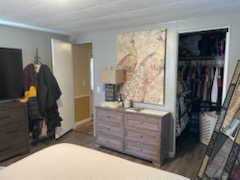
left=174, top=26, right=230, bottom=158
left=51, top=38, right=75, bottom=139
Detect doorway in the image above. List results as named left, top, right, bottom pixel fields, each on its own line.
left=72, top=43, right=94, bottom=136
left=175, top=28, right=229, bottom=154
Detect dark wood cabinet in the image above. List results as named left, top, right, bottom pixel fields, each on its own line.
left=0, top=101, right=29, bottom=161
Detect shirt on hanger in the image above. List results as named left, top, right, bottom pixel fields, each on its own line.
left=211, top=68, right=218, bottom=103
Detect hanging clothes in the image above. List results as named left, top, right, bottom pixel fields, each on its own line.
left=217, top=68, right=224, bottom=106
left=176, top=62, right=224, bottom=137
left=37, top=64, right=62, bottom=138
left=211, top=68, right=219, bottom=103
left=21, top=64, right=43, bottom=141
left=21, top=64, right=42, bottom=121
left=22, top=63, right=62, bottom=141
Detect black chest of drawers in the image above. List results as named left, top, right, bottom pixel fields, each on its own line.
left=0, top=101, right=30, bottom=161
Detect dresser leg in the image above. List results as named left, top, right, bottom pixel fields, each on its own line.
left=95, top=144, right=101, bottom=148
left=153, top=162, right=161, bottom=168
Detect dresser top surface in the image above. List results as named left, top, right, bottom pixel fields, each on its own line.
left=136, top=109, right=169, bottom=116
left=96, top=106, right=170, bottom=117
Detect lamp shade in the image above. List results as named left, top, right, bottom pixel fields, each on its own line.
left=101, top=68, right=125, bottom=84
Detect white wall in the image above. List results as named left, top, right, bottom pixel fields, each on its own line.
left=0, top=25, right=69, bottom=67
left=75, top=12, right=240, bottom=156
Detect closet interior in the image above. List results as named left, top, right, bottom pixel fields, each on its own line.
left=176, top=29, right=228, bottom=150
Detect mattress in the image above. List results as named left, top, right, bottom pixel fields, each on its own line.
left=0, top=143, right=189, bottom=180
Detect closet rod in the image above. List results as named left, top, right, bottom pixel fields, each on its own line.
left=178, top=60, right=224, bottom=67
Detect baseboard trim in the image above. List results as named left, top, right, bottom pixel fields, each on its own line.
left=74, top=118, right=91, bottom=128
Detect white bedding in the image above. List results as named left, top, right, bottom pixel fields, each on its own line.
left=0, top=143, right=189, bottom=180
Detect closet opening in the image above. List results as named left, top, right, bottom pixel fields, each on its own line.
left=176, top=28, right=229, bottom=154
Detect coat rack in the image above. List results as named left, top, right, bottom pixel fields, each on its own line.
left=34, top=48, right=41, bottom=64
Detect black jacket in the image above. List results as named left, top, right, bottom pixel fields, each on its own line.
left=37, top=65, right=61, bottom=114
left=37, top=65, right=62, bottom=137
left=22, top=64, right=42, bottom=133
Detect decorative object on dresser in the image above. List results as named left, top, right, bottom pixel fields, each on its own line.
left=100, top=67, right=125, bottom=84
left=104, top=84, right=119, bottom=101
left=0, top=101, right=29, bottom=161
left=95, top=106, right=171, bottom=166
left=100, top=67, right=125, bottom=102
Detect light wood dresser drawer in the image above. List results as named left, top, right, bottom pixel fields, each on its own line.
left=96, top=118, right=123, bottom=129
left=125, top=113, right=161, bottom=131
left=125, top=140, right=159, bottom=161
left=96, top=134, right=123, bottom=151
left=96, top=107, right=124, bottom=138
left=125, top=128, right=160, bottom=145
left=96, top=124, right=124, bottom=138
left=96, top=108, right=123, bottom=122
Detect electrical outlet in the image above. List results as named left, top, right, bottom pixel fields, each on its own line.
left=97, top=86, right=101, bottom=93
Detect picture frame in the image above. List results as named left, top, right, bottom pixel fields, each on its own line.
left=116, top=29, right=167, bottom=105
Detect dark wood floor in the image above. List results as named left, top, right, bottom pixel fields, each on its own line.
left=0, top=121, right=206, bottom=180
left=75, top=120, right=94, bottom=135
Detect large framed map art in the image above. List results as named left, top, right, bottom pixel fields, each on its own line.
left=197, top=60, right=240, bottom=180
left=116, top=29, right=167, bottom=105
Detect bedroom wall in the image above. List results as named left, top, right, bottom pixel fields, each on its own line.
left=74, top=11, right=240, bottom=156
left=0, top=25, right=69, bottom=68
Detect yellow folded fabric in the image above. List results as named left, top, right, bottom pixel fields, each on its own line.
left=20, top=86, right=37, bottom=103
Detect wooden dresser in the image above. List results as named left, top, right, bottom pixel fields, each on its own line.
left=0, top=101, right=29, bottom=161
left=95, top=106, right=171, bottom=166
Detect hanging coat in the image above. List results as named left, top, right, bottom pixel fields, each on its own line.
left=37, top=64, right=62, bottom=138
left=21, top=64, right=42, bottom=134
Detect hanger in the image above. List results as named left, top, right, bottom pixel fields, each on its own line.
left=34, top=48, right=42, bottom=73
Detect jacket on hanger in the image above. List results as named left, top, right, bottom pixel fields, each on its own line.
left=21, top=64, right=37, bottom=103
left=37, top=64, right=62, bottom=138
left=21, top=64, right=42, bottom=136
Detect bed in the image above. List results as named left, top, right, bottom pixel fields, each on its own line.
left=0, top=143, right=189, bottom=180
